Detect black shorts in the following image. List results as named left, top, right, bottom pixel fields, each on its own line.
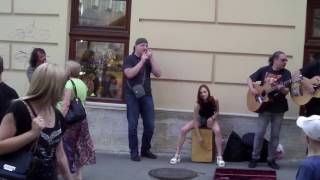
left=198, top=116, right=207, bottom=128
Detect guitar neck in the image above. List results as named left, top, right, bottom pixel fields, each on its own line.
left=282, top=79, right=293, bottom=87
left=265, top=79, right=292, bottom=94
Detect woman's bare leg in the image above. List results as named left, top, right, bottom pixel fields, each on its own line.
left=207, top=118, right=223, bottom=157
left=175, top=120, right=195, bottom=155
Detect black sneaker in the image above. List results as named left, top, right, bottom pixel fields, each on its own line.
left=141, top=151, right=157, bottom=159
left=248, top=159, right=257, bottom=168
left=267, top=160, right=280, bottom=170
left=130, top=155, right=141, bottom=161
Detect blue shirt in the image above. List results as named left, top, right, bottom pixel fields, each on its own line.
left=296, top=156, right=320, bottom=180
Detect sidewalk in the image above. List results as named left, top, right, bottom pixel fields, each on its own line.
left=82, top=153, right=300, bottom=180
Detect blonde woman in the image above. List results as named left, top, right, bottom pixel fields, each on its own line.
left=0, top=63, right=72, bottom=180
left=60, top=61, right=96, bottom=180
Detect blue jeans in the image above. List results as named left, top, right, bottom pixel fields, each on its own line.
left=252, top=112, right=284, bottom=161
left=126, top=95, right=155, bottom=156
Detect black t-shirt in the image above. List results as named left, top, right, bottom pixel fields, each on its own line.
left=199, top=100, right=217, bottom=119
left=300, top=61, right=320, bottom=78
left=6, top=100, right=66, bottom=178
left=300, top=61, right=320, bottom=116
left=122, top=54, right=152, bottom=96
left=250, top=65, right=291, bottom=113
left=0, top=82, right=19, bottom=122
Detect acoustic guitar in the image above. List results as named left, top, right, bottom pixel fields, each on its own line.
left=247, top=75, right=302, bottom=113
left=290, top=76, right=320, bottom=105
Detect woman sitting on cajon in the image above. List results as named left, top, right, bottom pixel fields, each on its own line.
left=170, top=84, right=225, bottom=167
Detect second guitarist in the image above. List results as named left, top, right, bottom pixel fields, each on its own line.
left=299, top=53, right=320, bottom=116
left=247, top=51, right=291, bottom=170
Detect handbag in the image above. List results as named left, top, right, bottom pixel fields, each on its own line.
left=127, top=66, right=146, bottom=99
left=0, top=101, right=39, bottom=180
left=0, top=150, right=35, bottom=180
left=132, top=84, right=146, bottom=99
left=65, top=79, right=87, bottom=125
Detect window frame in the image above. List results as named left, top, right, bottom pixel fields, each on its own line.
left=69, top=0, right=132, bottom=103
left=300, top=0, right=320, bottom=115
left=70, top=0, right=131, bottom=34
left=305, top=1, right=320, bottom=45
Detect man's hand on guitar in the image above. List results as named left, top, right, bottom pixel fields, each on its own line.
left=314, top=76, right=320, bottom=82
left=313, top=76, right=320, bottom=87
left=276, top=84, right=289, bottom=95
left=276, top=84, right=285, bottom=91
left=305, top=84, right=315, bottom=94
left=301, top=76, right=318, bottom=94
left=250, top=88, right=259, bottom=96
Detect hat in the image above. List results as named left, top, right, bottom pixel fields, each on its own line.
left=135, top=38, right=148, bottom=45
left=297, top=115, right=320, bottom=141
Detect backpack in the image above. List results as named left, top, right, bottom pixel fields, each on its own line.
left=223, top=131, right=247, bottom=162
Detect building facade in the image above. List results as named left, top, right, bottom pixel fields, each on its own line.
left=0, top=0, right=314, bottom=159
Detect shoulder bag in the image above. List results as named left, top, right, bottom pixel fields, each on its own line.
left=127, top=66, right=146, bottom=99
left=65, top=79, right=87, bottom=125
left=0, top=100, right=39, bottom=180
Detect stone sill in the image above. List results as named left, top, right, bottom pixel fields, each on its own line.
left=85, top=101, right=297, bottom=120
left=85, top=101, right=126, bottom=111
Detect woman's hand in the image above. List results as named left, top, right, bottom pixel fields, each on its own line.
left=209, top=116, right=218, bottom=122
left=197, top=136, right=204, bottom=145
left=31, top=115, right=45, bottom=135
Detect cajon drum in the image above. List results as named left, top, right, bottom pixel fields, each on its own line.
left=191, top=128, right=215, bottom=162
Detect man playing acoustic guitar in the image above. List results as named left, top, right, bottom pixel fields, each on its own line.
left=298, top=53, right=320, bottom=116
left=247, top=51, right=291, bottom=169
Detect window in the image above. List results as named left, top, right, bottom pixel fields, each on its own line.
left=312, top=8, right=320, bottom=37
left=69, top=0, right=131, bottom=103
left=79, top=0, right=127, bottom=27
left=305, top=1, right=320, bottom=42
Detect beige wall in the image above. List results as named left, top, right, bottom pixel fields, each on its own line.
left=130, top=0, right=307, bottom=118
left=0, top=0, right=70, bottom=96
